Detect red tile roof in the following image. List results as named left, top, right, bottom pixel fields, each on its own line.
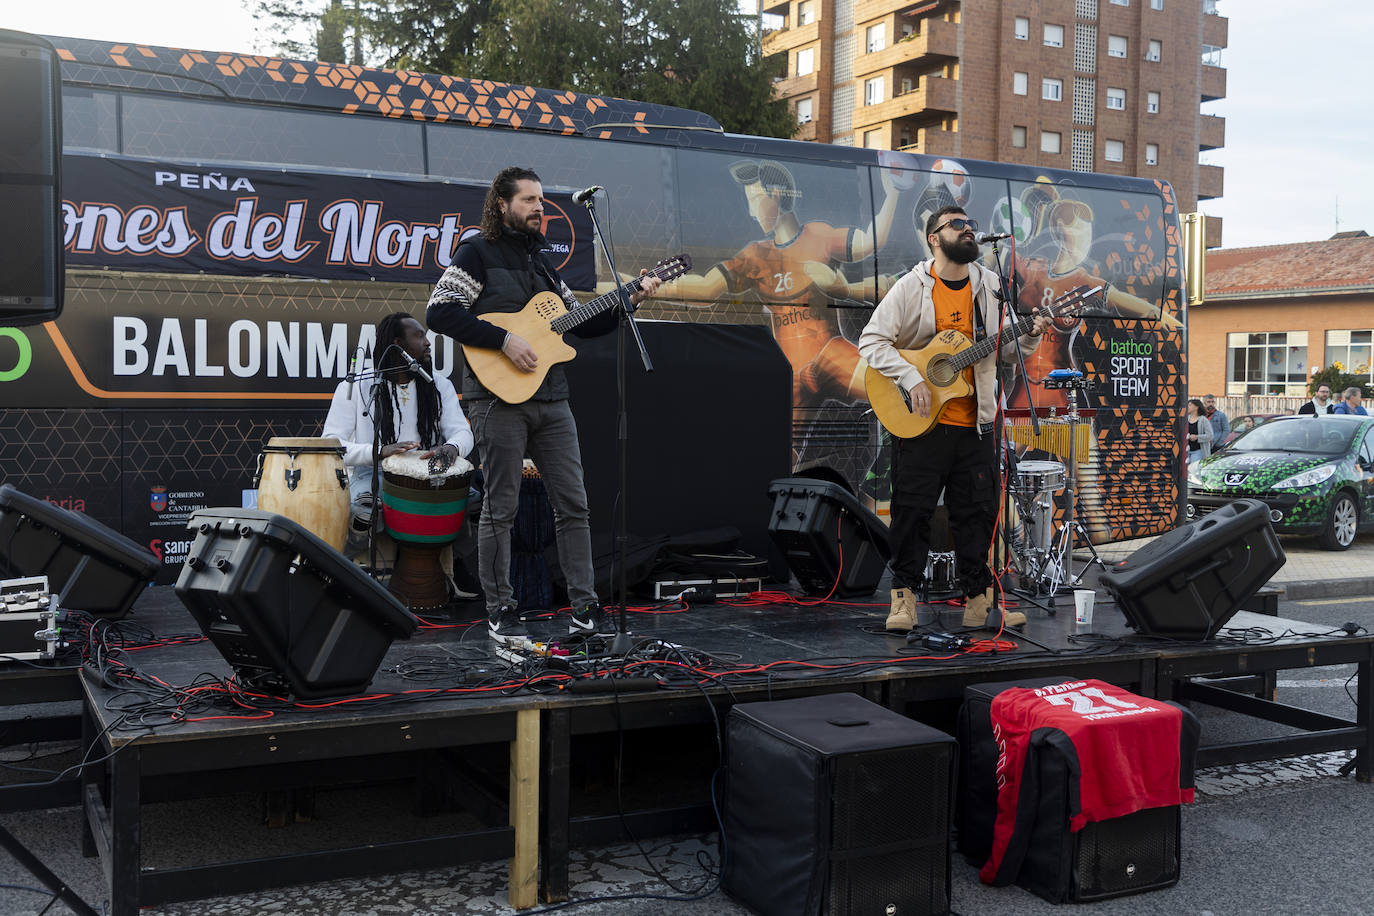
left=1204, top=235, right=1374, bottom=299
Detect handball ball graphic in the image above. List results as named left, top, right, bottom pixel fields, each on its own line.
left=989, top=196, right=1034, bottom=244
left=928, top=158, right=972, bottom=207
left=878, top=150, right=919, bottom=190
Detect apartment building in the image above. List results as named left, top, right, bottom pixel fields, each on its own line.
left=760, top=0, right=1227, bottom=245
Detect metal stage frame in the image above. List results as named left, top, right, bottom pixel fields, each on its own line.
left=59, top=589, right=1374, bottom=914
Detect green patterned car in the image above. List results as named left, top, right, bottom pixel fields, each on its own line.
left=1187, top=415, right=1374, bottom=550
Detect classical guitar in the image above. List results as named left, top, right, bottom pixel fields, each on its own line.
left=461, top=254, right=692, bottom=403
left=865, top=284, right=1102, bottom=439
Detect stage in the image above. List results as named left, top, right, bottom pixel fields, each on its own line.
left=45, top=574, right=1373, bottom=915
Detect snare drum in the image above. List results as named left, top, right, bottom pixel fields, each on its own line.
left=381, top=452, right=474, bottom=609
left=256, top=437, right=349, bottom=553
left=1012, top=459, right=1067, bottom=496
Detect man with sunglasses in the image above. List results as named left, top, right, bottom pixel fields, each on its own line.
left=860, top=205, right=1052, bottom=633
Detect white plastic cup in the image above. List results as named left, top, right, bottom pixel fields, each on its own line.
left=1073, top=589, right=1095, bottom=626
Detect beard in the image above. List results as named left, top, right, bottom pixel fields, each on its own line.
left=938, top=234, right=980, bottom=264
left=504, top=209, right=541, bottom=236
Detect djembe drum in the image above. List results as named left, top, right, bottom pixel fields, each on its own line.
left=256, top=437, right=349, bottom=553
left=381, top=452, right=474, bottom=610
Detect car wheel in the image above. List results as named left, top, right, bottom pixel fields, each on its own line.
left=1318, top=491, right=1359, bottom=550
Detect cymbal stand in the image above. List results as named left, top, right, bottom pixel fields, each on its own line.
left=1044, top=377, right=1108, bottom=596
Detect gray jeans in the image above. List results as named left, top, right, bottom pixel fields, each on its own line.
left=469, top=398, right=596, bottom=615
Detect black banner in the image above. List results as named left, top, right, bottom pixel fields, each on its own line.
left=61, top=154, right=596, bottom=289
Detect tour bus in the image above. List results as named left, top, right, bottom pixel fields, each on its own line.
left=2, top=36, right=1189, bottom=581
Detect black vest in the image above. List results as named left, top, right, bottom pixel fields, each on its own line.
left=460, top=229, right=569, bottom=402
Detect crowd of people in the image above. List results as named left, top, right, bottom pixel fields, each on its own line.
left=1186, top=384, right=1369, bottom=465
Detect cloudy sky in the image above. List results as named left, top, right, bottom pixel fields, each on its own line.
left=7, top=0, right=1371, bottom=248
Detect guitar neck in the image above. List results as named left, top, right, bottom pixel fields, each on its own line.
left=550, top=274, right=650, bottom=335
left=950, top=312, right=1038, bottom=373
left=947, top=285, right=1096, bottom=372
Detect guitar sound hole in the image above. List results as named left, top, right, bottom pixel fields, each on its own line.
left=926, top=358, right=956, bottom=387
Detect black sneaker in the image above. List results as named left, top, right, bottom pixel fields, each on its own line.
left=488, top=606, right=530, bottom=644
left=568, top=602, right=615, bottom=637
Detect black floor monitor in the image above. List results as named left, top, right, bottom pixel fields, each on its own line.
left=1100, top=499, right=1285, bottom=640
left=0, top=483, right=159, bottom=617
left=766, top=478, right=891, bottom=598
left=175, top=508, right=419, bottom=699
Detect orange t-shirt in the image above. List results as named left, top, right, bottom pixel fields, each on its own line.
left=932, top=273, right=976, bottom=427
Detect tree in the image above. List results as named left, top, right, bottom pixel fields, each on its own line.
left=1309, top=363, right=1372, bottom=400
left=251, top=0, right=795, bottom=138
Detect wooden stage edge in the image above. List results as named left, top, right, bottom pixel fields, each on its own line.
left=46, top=584, right=1374, bottom=914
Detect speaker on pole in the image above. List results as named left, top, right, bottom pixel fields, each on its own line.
left=1100, top=499, right=1285, bottom=640
left=175, top=508, right=419, bottom=700
left=0, top=30, right=63, bottom=326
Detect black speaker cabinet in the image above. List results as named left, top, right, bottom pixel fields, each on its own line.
left=1100, top=498, right=1285, bottom=640
left=0, top=483, right=159, bottom=618
left=766, top=478, right=891, bottom=598
left=175, top=508, right=419, bottom=699
left=957, top=678, right=1198, bottom=904
left=723, top=693, right=955, bottom=916
left=0, top=31, right=63, bottom=324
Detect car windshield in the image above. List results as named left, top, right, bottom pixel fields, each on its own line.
left=1228, top=419, right=1356, bottom=455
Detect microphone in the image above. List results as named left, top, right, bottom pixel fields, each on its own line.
left=407, top=357, right=433, bottom=384
left=345, top=353, right=356, bottom=400
left=571, top=185, right=603, bottom=205
left=978, top=232, right=1014, bottom=244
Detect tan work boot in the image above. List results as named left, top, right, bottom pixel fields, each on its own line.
left=885, top=588, right=917, bottom=633
left=962, top=587, right=1026, bottom=628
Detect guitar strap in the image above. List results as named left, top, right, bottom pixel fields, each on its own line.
left=972, top=271, right=989, bottom=343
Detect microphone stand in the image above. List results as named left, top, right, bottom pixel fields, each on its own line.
left=986, top=237, right=1035, bottom=628
left=345, top=344, right=414, bottom=580
left=578, top=192, right=653, bottom=656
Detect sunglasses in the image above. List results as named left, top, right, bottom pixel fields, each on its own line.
left=931, top=217, right=979, bottom=234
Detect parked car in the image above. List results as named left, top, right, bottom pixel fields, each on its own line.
left=1187, top=415, right=1374, bottom=550
left=1218, top=413, right=1285, bottom=449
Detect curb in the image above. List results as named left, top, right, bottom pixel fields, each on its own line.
left=1273, top=578, right=1374, bottom=601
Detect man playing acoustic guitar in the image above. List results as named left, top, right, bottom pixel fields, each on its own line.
left=858, top=205, right=1051, bottom=633
left=426, top=166, right=660, bottom=644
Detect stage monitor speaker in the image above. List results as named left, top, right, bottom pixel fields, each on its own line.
left=1099, top=499, right=1285, bottom=640
left=0, top=483, right=159, bottom=618
left=175, top=508, right=419, bottom=700
left=766, top=478, right=890, bottom=598
left=723, top=693, right=956, bottom=916
left=0, top=31, right=63, bottom=325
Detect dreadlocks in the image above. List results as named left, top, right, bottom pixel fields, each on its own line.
left=481, top=166, right=541, bottom=240
left=371, top=312, right=444, bottom=449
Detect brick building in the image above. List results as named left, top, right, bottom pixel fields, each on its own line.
left=759, top=0, right=1228, bottom=246
left=1191, top=233, right=1374, bottom=410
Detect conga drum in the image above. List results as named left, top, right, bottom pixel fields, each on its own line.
left=256, top=437, right=349, bottom=553
left=381, top=452, right=474, bottom=609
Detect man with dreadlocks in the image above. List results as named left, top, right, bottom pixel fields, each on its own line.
left=426, top=166, right=660, bottom=645
left=324, top=312, right=474, bottom=565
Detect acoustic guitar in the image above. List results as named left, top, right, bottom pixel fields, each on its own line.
left=461, top=254, right=692, bottom=403
left=865, top=284, right=1102, bottom=439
